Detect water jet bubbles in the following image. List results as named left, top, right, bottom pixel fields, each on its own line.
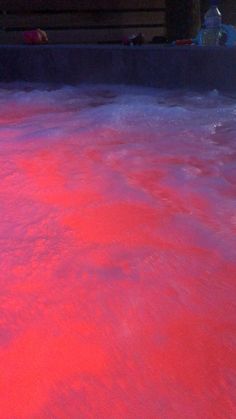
left=209, top=88, right=219, bottom=98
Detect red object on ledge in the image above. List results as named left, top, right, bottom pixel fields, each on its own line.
left=175, top=39, right=194, bottom=45
left=23, top=29, right=48, bottom=45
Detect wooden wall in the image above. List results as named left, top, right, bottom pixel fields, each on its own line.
left=0, top=0, right=166, bottom=44
left=0, top=1, right=235, bottom=45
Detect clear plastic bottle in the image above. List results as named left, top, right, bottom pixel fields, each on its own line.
left=202, top=0, right=222, bottom=46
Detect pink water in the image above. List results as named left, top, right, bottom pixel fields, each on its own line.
left=0, top=84, right=235, bottom=418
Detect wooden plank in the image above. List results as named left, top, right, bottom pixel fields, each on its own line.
left=0, top=26, right=166, bottom=44
left=166, top=0, right=200, bottom=40
left=1, top=11, right=165, bottom=30
left=0, top=0, right=166, bottom=12
left=220, top=2, right=236, bottom=25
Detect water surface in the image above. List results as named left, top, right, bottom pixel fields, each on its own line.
left=0, top=84, right=235, bottom=418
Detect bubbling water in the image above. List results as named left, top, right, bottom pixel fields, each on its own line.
left=0, top=83, right=235, bottom=419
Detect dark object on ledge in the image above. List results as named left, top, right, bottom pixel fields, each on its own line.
left=122, top=33, right=145, bottom=46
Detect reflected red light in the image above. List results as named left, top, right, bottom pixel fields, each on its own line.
left=0, top=91, right=235, bottom=419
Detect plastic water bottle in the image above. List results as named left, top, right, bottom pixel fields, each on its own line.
left=202, top=0, right=222, bottom=46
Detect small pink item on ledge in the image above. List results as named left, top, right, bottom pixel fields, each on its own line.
left=23, top=29, right=48, bottom=45
left=174, top=39, right=194, bottom=45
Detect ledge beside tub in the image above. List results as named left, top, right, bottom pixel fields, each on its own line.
left=0, top=44, right=236, bottom=91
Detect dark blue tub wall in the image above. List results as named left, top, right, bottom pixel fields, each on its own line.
left=0, top=44, right=236, bottom=91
